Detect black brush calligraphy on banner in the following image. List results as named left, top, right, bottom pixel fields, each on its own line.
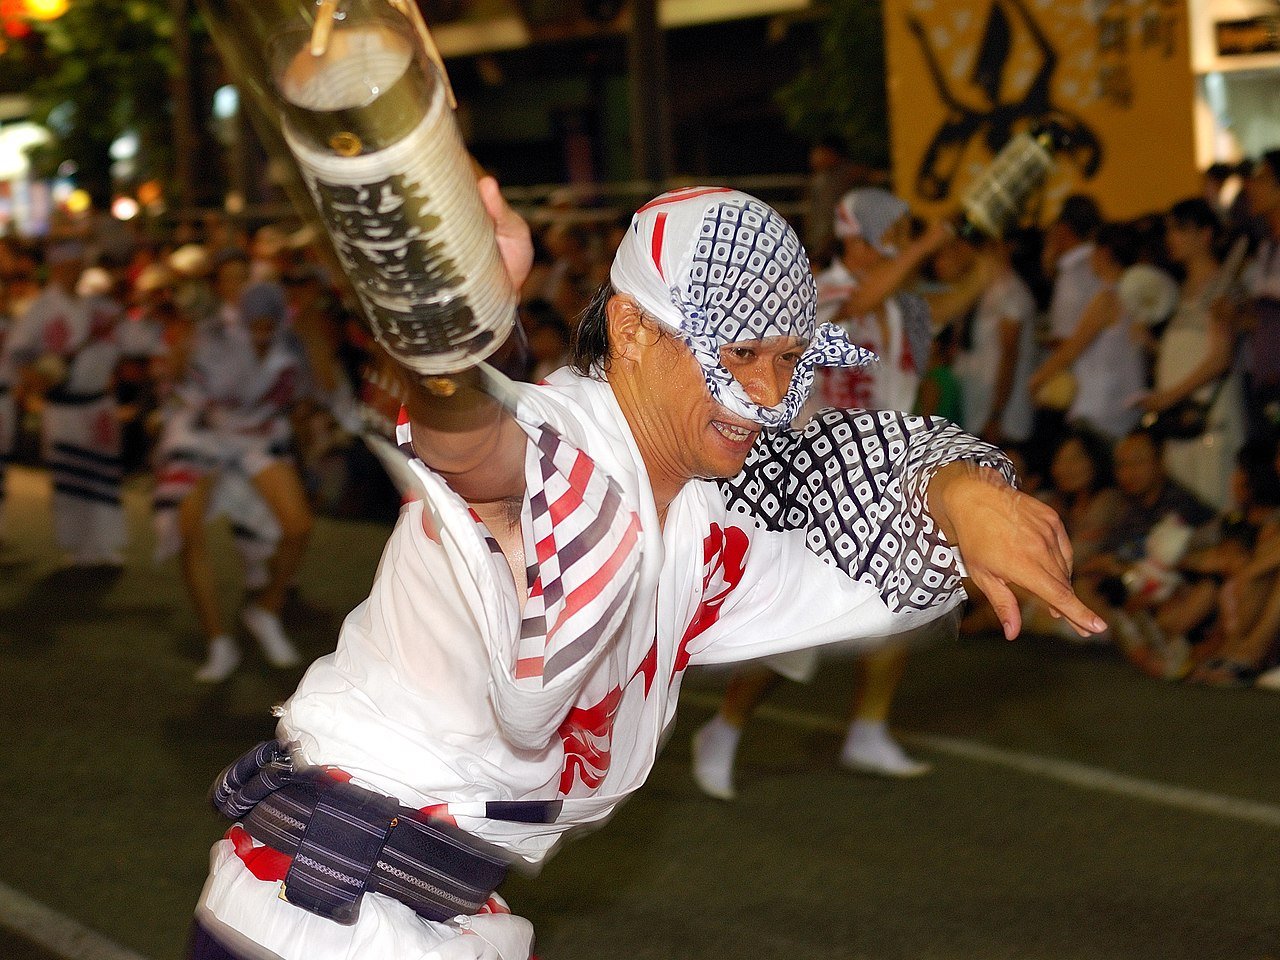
left=907, top=0, right=1103, bottom=202
left=308, top=172, right=489, bottom=359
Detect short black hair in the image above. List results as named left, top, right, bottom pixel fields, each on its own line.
left=1056, top=194, right=1103, bottom=241
left=1094, top=221, right=1142, bottom=268
left=1169, top=197, right=1220, bottom=232
left=1256, top=149, right=1280, bottom=184
left=1056, top=427, right=1115, bottom=493
left=569, top=282, right=615, bottom=378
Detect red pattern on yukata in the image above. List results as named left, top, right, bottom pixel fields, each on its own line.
left=672, top=523, right=749, bottom=678
left=556, top=685, right=624, bottom=794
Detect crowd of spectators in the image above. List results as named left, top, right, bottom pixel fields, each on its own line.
left=0, top=148, right=1279, bottom=690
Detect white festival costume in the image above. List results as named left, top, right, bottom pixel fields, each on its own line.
left=197, top=368, right=1006, bottom=960
left=196, top=188, right=1010, bottom=958
left=8, top=286, right=125, bottom=560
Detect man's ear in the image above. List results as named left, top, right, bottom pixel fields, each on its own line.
left=606, top=295, right=662, bottom=363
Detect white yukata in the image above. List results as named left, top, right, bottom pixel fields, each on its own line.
left=1066, top=284, right=1145, bottom=441
left=152, top=322, right=304, bottom=564
left=954, top=268, right=1038, bottom=442
left=811, top=260, right=927, bottom=414
left=8, top=286, right=126, bottom=561
left=195, top=367, right=1009, bottom=960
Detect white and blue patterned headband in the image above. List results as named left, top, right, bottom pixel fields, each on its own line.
left=610, top=187, right=874, bottom=427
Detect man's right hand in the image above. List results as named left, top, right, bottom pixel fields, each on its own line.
left=478, top=176, right=533, bottom=294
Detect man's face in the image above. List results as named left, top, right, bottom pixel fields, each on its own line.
left=626, top=320, right=806, bottom=485
left=1114, top=434, right=1161, bottom=498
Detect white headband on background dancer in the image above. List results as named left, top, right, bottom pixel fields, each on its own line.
left=609, top=187, right=875, bottom=428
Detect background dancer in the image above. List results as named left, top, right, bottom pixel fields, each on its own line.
left=154, top=280, right=311, bottom=682
left=692, top=187, right=960, bottom=797
left=189, top=182, right=1102, bottom=960
left=8, top=242, right=127, bottom=567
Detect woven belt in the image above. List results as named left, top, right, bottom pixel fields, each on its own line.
left=211, top=741, right=518, bottom=926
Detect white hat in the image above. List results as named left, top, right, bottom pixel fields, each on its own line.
left=136, top=263, right=176, bottom=294
left=168, top=243, right=210, bottom=277
left=76, top=266, right=113, bottom=298
left=833, top=188, right=909, bottom=253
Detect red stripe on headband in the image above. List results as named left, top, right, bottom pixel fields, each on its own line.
left=651, top=212, right=668, bottom=279
left=636, top=186, right=734, bottom=213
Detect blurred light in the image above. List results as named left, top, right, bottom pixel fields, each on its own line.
left=137, top=180, right=162, bottom=206
left=213, top=85, right=240, bottom=120
left=111, top=196, right=140, bottom=221
left=0, top=121, right=51, bottom=180
left=47, top=101, right=74, bottom=137
left=65, top=188, right=91, bottom=214
left=109, top=130, right=139, bottom=161
left=224, top=191, right=245, bottom=214
left=56, top=159, right=76, bottom=177
left=25, top=0, right=69, bottom=21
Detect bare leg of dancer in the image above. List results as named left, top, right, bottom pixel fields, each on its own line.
left=180, top=476, right=241, bottom=682
left=241, top=461, right=314, bottom=667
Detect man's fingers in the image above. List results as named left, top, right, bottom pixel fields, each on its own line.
left=1027, top=568, right=1106, bottom=637
left=973, top=573, right=1021, bottom=640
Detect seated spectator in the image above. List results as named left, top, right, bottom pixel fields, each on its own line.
left=963, top=429, right=1122, bottom=639
left=1021, top=429, right=1125, bottom=637
left=1072, top=430, right=1215, bottom=664
left=1119, top=437, right=1280, bottom=680
left=1187, top=434, right=1280, bottom=686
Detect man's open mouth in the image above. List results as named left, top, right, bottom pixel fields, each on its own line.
left=712, top=421, right=755, bottom=443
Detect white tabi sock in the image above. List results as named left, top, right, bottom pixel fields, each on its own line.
left=691, top=714, right=742, bottom=801
left=195, top=634, right=242, bottom=684
left=840, top=719, right=931, bottom=778
left=242, top=605, right=301, bottom=668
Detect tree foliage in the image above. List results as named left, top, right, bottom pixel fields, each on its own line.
left=775, top=0, right=889, bottom=169
left=23, top=0, right=177, bottom=202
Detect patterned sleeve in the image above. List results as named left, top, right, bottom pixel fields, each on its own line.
left=719, top=407, right=1015, bottom=616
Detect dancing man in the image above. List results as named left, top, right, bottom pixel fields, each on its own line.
left=190, top=183, right=1102, bottom=960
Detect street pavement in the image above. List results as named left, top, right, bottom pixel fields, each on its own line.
left=0, top=464, right=1277, bottom=960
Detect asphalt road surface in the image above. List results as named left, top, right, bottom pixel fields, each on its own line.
left=0, top=465, right=1276, bottom=960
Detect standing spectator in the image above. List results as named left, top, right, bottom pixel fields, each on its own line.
left=1239, top=149, right=1280, bottom=440
left=1140, top=198, right=1245, bottom=510
left=949, top=233, right=1039, bottom=443
left=1042, top=194, right=1105, bottom=345
left=1029, top=223, right=1148, bottom=441
left=1032, top=195, right=1105, bottom=460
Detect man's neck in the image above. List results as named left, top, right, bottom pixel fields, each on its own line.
left=607, top=375, right=681, bottom=528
